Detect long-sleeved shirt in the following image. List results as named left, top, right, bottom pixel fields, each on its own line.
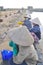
left=23, top=19, right=32, bottom=30
left=30, top=25, right=41, bottom=40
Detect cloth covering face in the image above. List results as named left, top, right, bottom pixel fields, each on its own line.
left=31, top=32, right=39, bottom=43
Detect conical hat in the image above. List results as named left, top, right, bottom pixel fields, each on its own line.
left=7, top=26, right=34, bottom=46
left=23, top=11, right=31, bottom=18
left=24, top=14, right=31, bottom=19
left=31, top=17, right=41, bottom=25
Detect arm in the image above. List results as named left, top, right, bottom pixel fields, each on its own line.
left=9, top=41, right=14, bottom=47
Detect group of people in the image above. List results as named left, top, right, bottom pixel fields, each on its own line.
left=22, top=13, right=41, bottom=49
left=8, top=13, right=42, bottom=65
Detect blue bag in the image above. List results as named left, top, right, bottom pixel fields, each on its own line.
left=1, top=50, right=13, bottom=60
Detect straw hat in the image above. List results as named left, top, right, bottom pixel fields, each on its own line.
left=7, top=26, right=34, bottom=46
left=31, top=17, right=41, bottom=25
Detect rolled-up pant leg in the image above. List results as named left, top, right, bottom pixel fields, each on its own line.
left=33, top=43, right=43, bottom=60
left=26, top=61, right=37, bottom=65
left=26, top=57, right=37, bottom=65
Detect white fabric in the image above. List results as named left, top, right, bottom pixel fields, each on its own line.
left=24, top=14, right=31, bottom=18
left=7, top=26, right=34, bottom=46
left=13, top=45, right=38, bottom=65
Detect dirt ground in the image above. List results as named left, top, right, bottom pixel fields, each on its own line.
left=0, top=11, right=43, bottom=64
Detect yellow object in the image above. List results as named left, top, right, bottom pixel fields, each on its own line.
left=17, top=21, right=23, bottom=25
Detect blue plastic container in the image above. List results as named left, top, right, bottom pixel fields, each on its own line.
left=1, top=50, right=13, bottom=60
